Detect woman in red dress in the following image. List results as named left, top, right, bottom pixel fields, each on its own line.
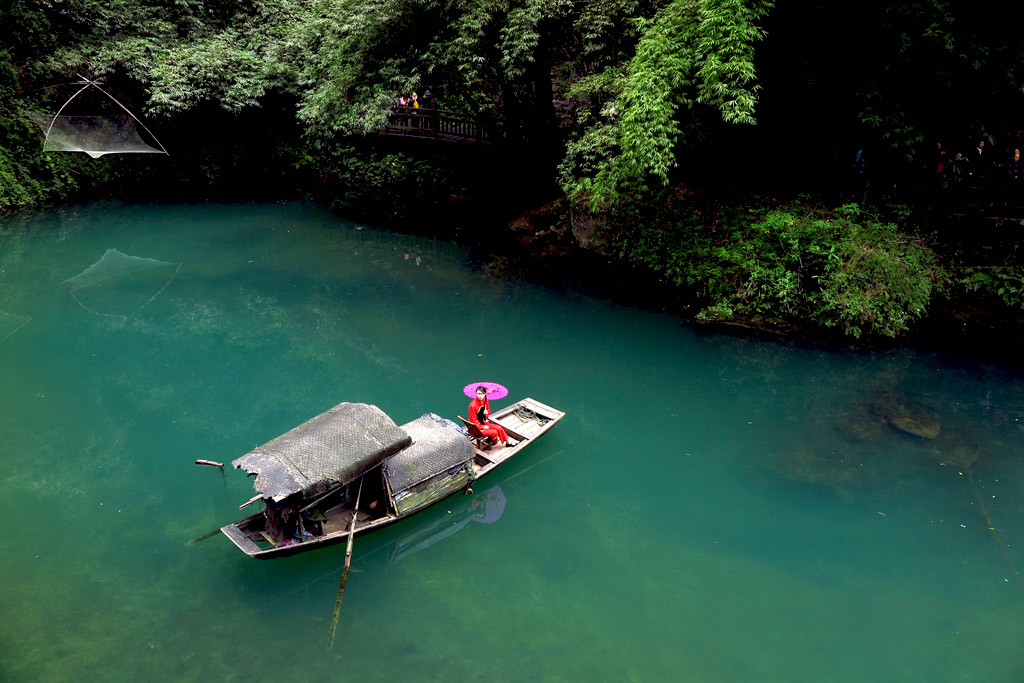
left=468, top=385, right=517, bottom=447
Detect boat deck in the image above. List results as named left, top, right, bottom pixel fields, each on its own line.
left=321, top=506, right=375, bottom=536
left=470, top=398, right=565, bottom=480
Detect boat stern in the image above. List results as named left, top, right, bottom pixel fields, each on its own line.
left=220, top=523, right=261, bottom=557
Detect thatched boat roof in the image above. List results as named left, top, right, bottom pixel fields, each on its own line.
left=233, top=402, right=411, bottom=501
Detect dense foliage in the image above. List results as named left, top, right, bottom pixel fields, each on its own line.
left=0, top=1, right=117, bottom=209
left=1, top=0, right=1023, bottom=340
left=605, top=198, right=947, bottom=337
left=560, top=0, right=771, bottom=209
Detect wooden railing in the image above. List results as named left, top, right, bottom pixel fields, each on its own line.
left=386, top=108, right=488, bottom=144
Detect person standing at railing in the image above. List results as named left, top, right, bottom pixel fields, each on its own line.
left=1008, top=148, right=1023, bottom=181
left=410, top=92, right=420, bottom=129
left=395, top=94, right=410, bottom=132
left=421, top=89, right=437, bottom=135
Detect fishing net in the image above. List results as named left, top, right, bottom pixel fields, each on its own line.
left=512, top=405, right=551, bottom=425
left=63, top=248, right=182, bottom=317
left=28, top=78, right=167, bottom=159
left=0, top=311, right=30, bottom=343
left=384, top=413, right=475, bottom=493
left=28, top=112, right=164, bottom=158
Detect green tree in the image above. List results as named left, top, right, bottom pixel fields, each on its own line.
left=611, top=200, right=946, bottom=338
left=560, top=0, right=772, bottom=210
left=0, top=0, right=116, bottom=210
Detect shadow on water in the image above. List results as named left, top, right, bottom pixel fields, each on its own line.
left=251, top=483, right=511, bottom=637
left=236, top=443, right=563, bottom=640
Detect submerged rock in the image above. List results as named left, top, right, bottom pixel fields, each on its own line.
left=888, top=414, right=941, bottom=439
left=870, top=390, right=942, bottom=439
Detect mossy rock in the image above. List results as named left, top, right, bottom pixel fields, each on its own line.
left=888, top=414, right=941, bottom=439
left=870, top=390, right=942, bottom=439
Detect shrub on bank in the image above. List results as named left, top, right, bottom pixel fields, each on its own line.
left=615, top=201, right=947, bottom=338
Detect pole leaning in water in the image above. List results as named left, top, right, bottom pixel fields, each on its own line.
left=327, top=476, right=364, bottom=650
left=187, top=459, right=228, bottom=543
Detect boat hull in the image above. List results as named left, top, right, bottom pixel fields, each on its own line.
left=220, top=397, right=565, bottom=559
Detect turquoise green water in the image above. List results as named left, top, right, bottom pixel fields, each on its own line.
left=2, top=202, right=1023, bottom=681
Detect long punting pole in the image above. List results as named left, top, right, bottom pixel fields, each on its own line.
left=185, top=527, right=223, bottom=546
left=327, top=477, right=364, bottom=650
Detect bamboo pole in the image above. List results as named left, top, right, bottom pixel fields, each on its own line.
left=327, top=477, right=364, bottom=650
left=185, top=527, right=223, bottom=546
left=195, top=459, right=224, bottom=467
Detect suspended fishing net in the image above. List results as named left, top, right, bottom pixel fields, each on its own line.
left=28, top=78, right=167, bottom=159
left=0, top=311, right=31, bottom=343
left=27, top=112, right=163, bottom=158
left=63, top=248, right=182, bottom=317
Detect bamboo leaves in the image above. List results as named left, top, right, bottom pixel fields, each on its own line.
left=562, top=0, right=773, bottom=210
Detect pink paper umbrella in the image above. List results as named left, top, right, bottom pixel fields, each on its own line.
left=463, top=381, right=509, bottom=400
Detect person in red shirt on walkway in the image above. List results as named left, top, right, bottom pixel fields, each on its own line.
left=468, top=385, right=517, bottom=447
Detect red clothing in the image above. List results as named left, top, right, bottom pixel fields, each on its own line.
left=468, top=396, right=509, bottom=443
left=468, top=397, right=490, bottom=426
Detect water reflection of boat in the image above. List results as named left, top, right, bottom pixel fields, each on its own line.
left=390, top=485, right=506, bottom=565
left=220, top=398, right=563, bottom=559
left=251, top=483, right=513, bottom=627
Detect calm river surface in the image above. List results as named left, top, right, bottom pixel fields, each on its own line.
left=1, top=202, right=1023, bottom=682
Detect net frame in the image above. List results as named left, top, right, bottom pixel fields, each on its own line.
left=0, top=311, right=31, bottom=344
left=62, top=248, right=183, bottom=318
left=38, top=76, right=168, bottom=158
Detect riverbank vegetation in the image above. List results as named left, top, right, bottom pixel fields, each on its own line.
left=2, top=0, right=1023, bottom=345
left=584, top=198, right=946, bottom=339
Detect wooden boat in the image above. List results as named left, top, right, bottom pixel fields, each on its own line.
left=220, top=398, right=564, bottom=559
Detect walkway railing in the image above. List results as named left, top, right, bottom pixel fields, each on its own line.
left=386, top=108, right=489, bottom=144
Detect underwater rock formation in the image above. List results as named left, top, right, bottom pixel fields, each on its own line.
left=869, top=390, right=941, bottom=439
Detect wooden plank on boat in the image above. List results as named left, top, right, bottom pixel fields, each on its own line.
left=494, top=414, right=541, bottom=439
left=492, top=397, right=564, bottom=441
left=221, top=523, right=261, bottom=555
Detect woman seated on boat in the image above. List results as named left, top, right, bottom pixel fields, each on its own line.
left=468, top=385, right=517, bottom=447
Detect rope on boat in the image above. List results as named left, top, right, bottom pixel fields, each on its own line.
left=513, top=405, right=551, bottom=425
